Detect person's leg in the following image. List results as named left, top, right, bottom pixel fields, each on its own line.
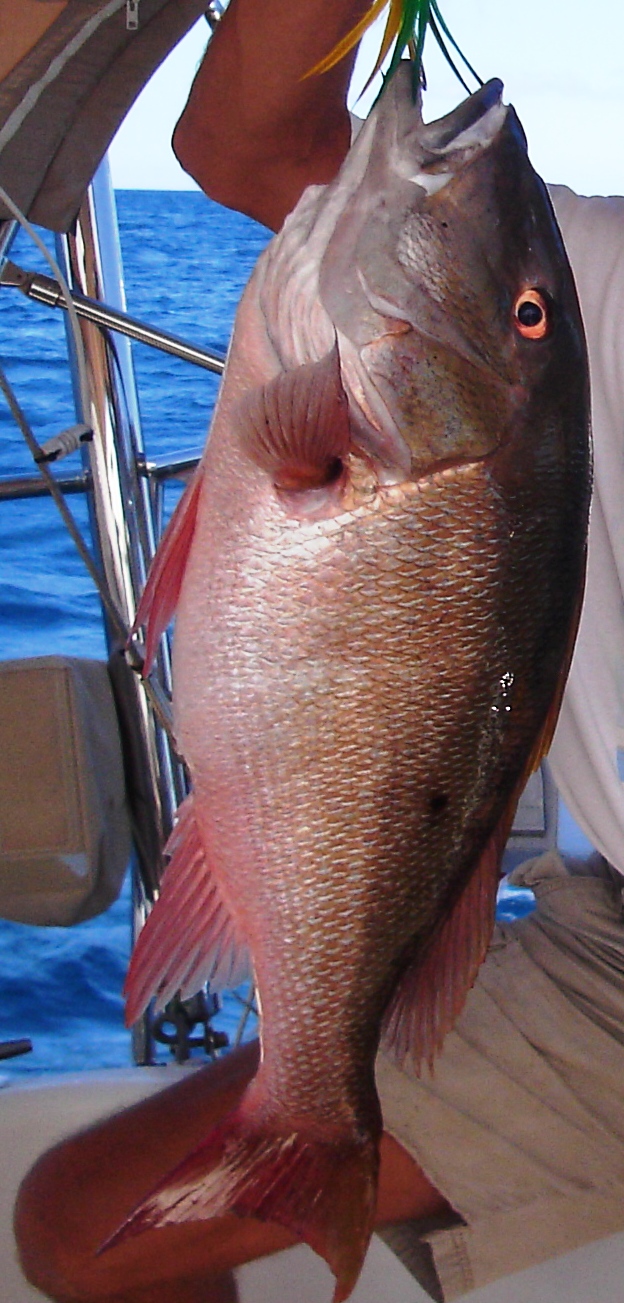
left=34, top=1272, right=241, bottom=1303
left=14, top=1042, right=283, bottom=1302
left=377, top=853, right=624, bottom=1301
left=15, top=1039, right=448, bottom=1303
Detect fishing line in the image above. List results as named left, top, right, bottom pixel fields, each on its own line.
left=0, top=184, right=179, bottom=743
left=0, top=350, right=178, bottom=743
left=0, top=359, right=128, bottom=644
left=0, top=184, right=91, bottom=424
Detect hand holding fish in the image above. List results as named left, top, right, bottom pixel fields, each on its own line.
left=173, top=0, right=372, bottom=230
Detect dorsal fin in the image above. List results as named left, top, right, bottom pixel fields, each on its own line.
left=525, top=574, right=587, bottom=777
left=132, top=467, right=204, bottom=675
left=383, top=577, right=586, bottom=1077
left=241, top=344, right=351, bottom=491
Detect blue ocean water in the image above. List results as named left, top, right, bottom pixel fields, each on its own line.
left=0, top=190, right=269, bottom=1075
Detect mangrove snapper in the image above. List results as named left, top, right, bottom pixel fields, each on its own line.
left=122, top=66, right=590, bottom=1301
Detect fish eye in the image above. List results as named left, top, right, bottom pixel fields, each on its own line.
left=513, top=288, right=550, bottom=340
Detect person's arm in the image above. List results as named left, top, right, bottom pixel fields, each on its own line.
left=173, top=0, right=371, bottom=232
left=14, top=1040, right=450, bottom=1303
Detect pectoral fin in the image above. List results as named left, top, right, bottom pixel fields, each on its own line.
left=241, top=343, right=351, bottom=493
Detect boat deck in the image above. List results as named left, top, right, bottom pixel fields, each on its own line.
left=2, top=1069, right=623, bottom=1303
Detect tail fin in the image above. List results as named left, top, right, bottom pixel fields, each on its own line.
left=102, top=1093, right=378, bottom=1303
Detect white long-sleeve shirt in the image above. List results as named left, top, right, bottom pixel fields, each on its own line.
left=547, top=186, right=624, bottom=875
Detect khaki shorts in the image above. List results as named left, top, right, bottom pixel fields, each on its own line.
left=375, top=851, right=624, bottom=1301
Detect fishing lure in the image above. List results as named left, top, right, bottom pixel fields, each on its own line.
left=309, top=0, right=481, bottom=99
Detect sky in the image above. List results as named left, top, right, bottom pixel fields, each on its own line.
left=108, top=0, right=624, bottom=196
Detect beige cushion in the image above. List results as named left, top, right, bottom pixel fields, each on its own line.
left=0, top=656, right=131, bottom=924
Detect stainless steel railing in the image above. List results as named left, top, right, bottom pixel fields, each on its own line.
left=0, top=256, right=226, bottom=375
left=0, top=163, right=219, bottom=1063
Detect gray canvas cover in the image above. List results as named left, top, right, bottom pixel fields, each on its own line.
left=0, top=0, right=207, bottom=232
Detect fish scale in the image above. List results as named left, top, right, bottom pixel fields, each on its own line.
left=177, top=469, right=516, bottom=1067
left=120, top=67, right=591, bottom=1301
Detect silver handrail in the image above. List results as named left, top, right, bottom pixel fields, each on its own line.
left=1, top=258, right=226, bottom=374
left=0, top=456, right=201, bottom=502
left=0, top=471, right=89, bottom=501
left=0, top=166, right=227, bottom=1064
left=53, top=162, right=190, bottom=1062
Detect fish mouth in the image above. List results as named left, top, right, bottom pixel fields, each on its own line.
left=392, top=72, right=509, bottom=194
left=418, top=77, right=506, bottom=153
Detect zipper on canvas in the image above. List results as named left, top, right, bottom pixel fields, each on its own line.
left=126, top=0, right=140, bottom=30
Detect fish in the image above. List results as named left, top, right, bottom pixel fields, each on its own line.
left=119, top=65, right=590, bottom=1302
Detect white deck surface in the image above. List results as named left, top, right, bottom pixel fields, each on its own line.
left=1, top=1070, right=622, bottom=1303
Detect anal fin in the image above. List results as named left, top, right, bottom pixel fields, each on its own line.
left=382, top=807, right=513, bottom=1072
left=124, top=793, right=250, bottom=1026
